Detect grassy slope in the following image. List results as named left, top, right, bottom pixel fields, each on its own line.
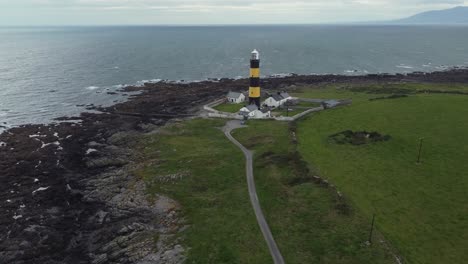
left=232, top=121, right=395, bottom=264
left=137, top=119, right=271, bottom=263
left=213, top=102, right=244, bottom=113
left=297, top=101, right=322, bottom=108
left=295, top=84, right=468, bottom=264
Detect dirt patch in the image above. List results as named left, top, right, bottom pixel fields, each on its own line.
left=329, top=130, right=391, bottom=145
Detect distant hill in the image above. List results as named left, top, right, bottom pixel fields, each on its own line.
left=392, top=6, right=468, bottom=24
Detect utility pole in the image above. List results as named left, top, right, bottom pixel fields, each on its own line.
left=417, top=138, right=424, bottom=164
left=368, top=214, right=376, bottom=244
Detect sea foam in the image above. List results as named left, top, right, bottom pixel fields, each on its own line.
left=86, top=86, right=100, bottom=90
left=396, top=64, right=414, bottom=69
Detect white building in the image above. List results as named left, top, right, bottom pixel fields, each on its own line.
left=263, top=94, right=284, bottom=108
left=226, top=91, right=246, bottom=104
left=263, top=92, right=292, bottom=108
left=239, top=104, right=271, bottom=119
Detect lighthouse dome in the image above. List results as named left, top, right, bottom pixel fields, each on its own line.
left=251, top=49, right=259, bottom=60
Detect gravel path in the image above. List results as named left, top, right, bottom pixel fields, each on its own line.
left=223, top=120, right=285, bottom=264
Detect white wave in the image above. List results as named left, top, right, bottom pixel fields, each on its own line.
left=41, top=141, right=60, bottom=149
left=436, top=65, right=450, bottom=70
left=135, top=79, right=162, bottom=86
left=396, top=64, right=414, bottom=69
left=29, top=134, right=46, bottom=138
left=344, top=69, right=369, bottom=75
left=269, top=73, right=294, bottom=78
left=13, top=214, right=22, bottom=220
left=86, top=148, right=98, bottom=155
left=32, top=186, right=50, bottom=194
left=86, top=86, right=100, bottom=90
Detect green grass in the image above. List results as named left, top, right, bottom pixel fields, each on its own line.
left=137, top=119, right=271, bottom=263
left=296, top=101, right=322, bottom=108
left=232, top=120, right=395, bottom=264
left=294, top=84, right=468, bottom=264
left=134, top=82, right=468, bottom=264
left=213, top=102, right=244, bottom=113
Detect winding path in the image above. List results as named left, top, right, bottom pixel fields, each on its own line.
left=223, top=120, right=285, bottom=264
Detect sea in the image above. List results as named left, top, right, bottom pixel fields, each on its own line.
left=1, top=25, right=468, bottom=130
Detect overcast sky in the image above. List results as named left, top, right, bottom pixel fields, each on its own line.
left=0, top=0, right=466, bottom=25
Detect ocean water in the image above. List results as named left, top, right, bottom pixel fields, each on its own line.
left=1, top=25, right=468, bottom=128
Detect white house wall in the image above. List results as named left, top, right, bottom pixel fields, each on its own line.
left=264, top=98, right=280, bottom=107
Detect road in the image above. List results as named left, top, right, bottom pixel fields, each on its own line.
left=223, top=120, right=285, bottom=264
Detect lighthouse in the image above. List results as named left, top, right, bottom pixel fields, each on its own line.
left=249, top=49, right=261, bottom=108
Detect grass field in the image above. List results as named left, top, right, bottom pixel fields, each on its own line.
left=137, top=119, right=271, bottom=263
left=296, top=101, right=322, bottom=108
left=232, top=121, right=395, bottom=264
left=293, top=83, right=468, bottom=264
left=213, top=102, right=244, bottom=113
left=135, top=82, right=468, bottom=263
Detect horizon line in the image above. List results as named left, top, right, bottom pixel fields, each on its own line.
left=2, top=22, right=468, bottom=27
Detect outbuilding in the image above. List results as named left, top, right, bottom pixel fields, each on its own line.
left=239, top=104, right=271, bottom=119
left=263, top=92, right=292, bottom=108
left=263, top=94, right=284, bottom=108
left=226, top=91, right=246, bottom=104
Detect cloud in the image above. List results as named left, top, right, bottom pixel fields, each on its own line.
left=0, top=0, right=466, bottom=25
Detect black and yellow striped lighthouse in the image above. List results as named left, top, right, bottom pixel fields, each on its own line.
left=249, top=49, right=261, bottom=107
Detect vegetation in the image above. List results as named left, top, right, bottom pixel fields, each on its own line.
left=136, top=82, right=468, bottom=264
left=272, top=108, right=303, bottom=117
left=232, top=120, right=395, bottom=264
left=213, top=102, right=244, bottom=113
left=296, top=101, right=321, bottom=108
left=137, top=119, right=271, bottom=263
left=294, top=83, right=468, bottom=264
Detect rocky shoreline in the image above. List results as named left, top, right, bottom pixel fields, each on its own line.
left=1, top=69, right=468, bottom=263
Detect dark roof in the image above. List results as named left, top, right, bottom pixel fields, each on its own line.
left=280, top=92, right=290, bottom=99
left=271, top=95, right=283, bottom=101
left=260, top=108, right=270, bottom=113
left=227, top=91, right=243, bottom=99
left=240, top=104, right=259, bottom=112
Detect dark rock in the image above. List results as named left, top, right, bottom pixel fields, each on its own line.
left=329, top=130, right=391, bottom=145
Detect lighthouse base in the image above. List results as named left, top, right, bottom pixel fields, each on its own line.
left=249, top=97, right=261, bottom=108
